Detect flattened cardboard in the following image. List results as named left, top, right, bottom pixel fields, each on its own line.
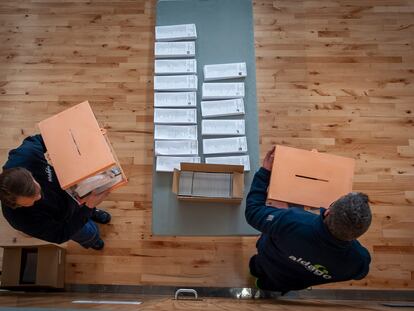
left=0, top=244, right=65, bottom=289
left=267, top=145, right=355, bottom=208
left=172, top=163, right=244, bottom=204
left=38, top=101, right=127, bottom=192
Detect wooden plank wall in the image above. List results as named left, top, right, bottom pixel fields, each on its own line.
left=0, top=0, right=413, bottom=290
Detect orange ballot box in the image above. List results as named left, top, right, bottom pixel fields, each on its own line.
left=38, top=101, right=127, bottom=203
left=267, top=145, right=355, bottom=208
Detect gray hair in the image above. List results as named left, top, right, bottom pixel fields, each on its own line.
left=324, top=192, right=372, bottom=241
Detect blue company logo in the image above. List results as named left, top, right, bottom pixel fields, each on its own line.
left=289, top=255, right=332, bottom=280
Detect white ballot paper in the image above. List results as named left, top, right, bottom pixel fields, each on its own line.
left=154, top=108, right=197, bottom=124
left=155, top=41, right=195, bottom=58
left=155, top=59, right=197, bottom=75
left=201, top=98, right=245, bottom=118
left=203, top=62, right=247, bottom=81
left=202, top=119, right=245, bottom=136
left=154, top=75, right=198, bottom=91
left=205, top=155, right=251, bottom=171
left=154, top=92, right=197, bottom=107
left=192, top=172, right=233, bottom=198
left=202, top=82, right=244, bottom=99
left=155, top=140, right=198, bottom=156
left=203, top=136, right=248, bottom=155
left=156, top=156, right=201, bottom=172
left=154, top=125, right=198, bottom=140
left=155, top=24, right=197, bottom=41
left=179, top=172, right=233, bottom=198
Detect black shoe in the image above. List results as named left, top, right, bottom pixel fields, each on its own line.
left=91, top=238, right=105, bottom=250
left=92, top=209, right=111, bottom=224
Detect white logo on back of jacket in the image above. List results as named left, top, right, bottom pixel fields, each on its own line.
left=45, top=165, right=53, bottom=182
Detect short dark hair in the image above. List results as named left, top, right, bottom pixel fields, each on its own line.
left=0, top=167, right=37, bottom=209
left=324, top=192, right=372, bottom=241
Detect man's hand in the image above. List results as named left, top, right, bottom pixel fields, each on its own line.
left=82, top=190, right=110, bottom=208
left=262, top=146, right=275, bottom=171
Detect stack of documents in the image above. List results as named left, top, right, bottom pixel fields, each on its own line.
left=154, top=108, right=197, bottom=124
left=155, top=24, right=197, bottom=41
left=156, top=156, right=201, bottom=172
left=205, top=155, right=250, bottom=171
left=202, top=119, right=245, bottom=136
left=202, top=82, right=244, bottom=100
left=154, top=23, right=199, bottom=173
left=154, top=125, right=198, bottom=140
left=155, top=42, right=196, bottom=58
left=204, top=62, right=247, bottom=81
left=155, top=140, right=198, bottom=156
left=154, top=75, right=198, bottom=91
left=201, top=99, right=245, bottom=118
left=155, top=59, right=197, bottom=75
left=178, top=172, right=233, bottom=198
left=203, top=137, right=248, bottom=155
left=154, top=92, right=197, bottom=108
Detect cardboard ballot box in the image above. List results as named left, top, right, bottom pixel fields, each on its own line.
left=0, top=244, right=65, bottom=289
left=267, top=145, right=355, bottom=208
left=172, top=163, right=244, bottom=204
left=38, top=101, right=127, bottom=202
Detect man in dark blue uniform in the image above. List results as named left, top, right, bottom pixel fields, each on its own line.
left=246, top=147, right=372, bottom=294
left=0, top=135, right=111, bottom=250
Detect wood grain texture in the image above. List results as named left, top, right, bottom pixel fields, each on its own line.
left=0, top=0, right=413, bottom=290
left=0, top=293, right=410, bottom=311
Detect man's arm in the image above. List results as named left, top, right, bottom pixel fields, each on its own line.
left=245, top=147, right=290, bottom=236
left=21, top=204, right=94, bottom=244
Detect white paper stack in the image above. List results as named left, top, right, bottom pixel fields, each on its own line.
left=154, top=108, right=197, bottom=124
left=202, top=119, right=245, bottom=136
left=154, top=92, right=197, bottom=108
left=155, top=140, right=198, bottom=156
left=156, top=156, right=201, bottom=172
left=155, top=59, right=197, bottom=75
left=154, top=125, right=198, bottom=140
left=203, top=136, right=248, bottom=155
left=155, top=24, right=197, bottom=41
left=154, top=75, right=198, bottom=91
left=205, top=155, right=251, bottom=171
left=192, top=172, right=232, bottom=198
left=155, top=42, right=196, bottom=58
left=204, top=62, right=247, bottom=81
left=201, top=98, right=245, bottom=118
left=202, top=82, right=244, bottom=100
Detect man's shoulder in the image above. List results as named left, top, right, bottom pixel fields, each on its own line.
left=350, top=240, right=371, bottom=260
left=282, top=207, right=319, bottom=224
left=3, top=136, right=45, bottom=167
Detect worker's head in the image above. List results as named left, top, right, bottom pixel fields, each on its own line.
left=0, top=167, right=42, bottom=209
left=324, top=192, right=371, bottom=241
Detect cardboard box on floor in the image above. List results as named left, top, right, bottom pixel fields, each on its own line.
left=172, top=163, right=244, bottom=204
left=0, top=244, right=65, bottom=289
left=38, top=101, right=127, bottom=201
left=267, top=145, right=355, bottom=208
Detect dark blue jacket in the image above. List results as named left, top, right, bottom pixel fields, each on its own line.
left=246, top=167, right=371, bottom=292
left=1, top=135, right=93, bottom=244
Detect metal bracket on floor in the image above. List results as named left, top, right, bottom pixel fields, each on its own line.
left=174, top=288, right=199, bottom=300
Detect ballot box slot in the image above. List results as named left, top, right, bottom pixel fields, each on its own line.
left=69, top=128, right=81, bottom=156
left=295, top=174, right=329, bottom=183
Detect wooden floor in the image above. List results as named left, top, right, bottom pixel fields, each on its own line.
left=0, top=293, right=410, bottom=311
left=0, top=0, right=413, bottom=290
